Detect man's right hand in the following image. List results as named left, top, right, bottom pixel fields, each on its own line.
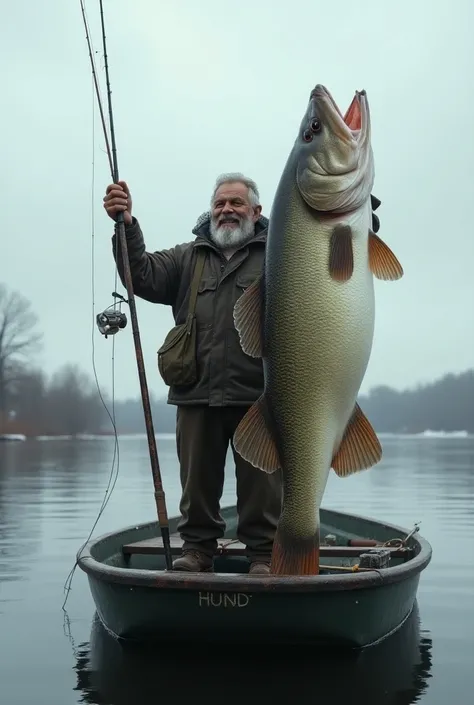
left=103, top=180, right=133, bottom=226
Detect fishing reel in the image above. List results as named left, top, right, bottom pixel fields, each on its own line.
left=96, top=292, right=128, bottom=338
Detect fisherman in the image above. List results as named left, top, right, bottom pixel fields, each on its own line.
left=103, top=173, right=283, bottom=574
left=104, top=173, right=382, bottom=575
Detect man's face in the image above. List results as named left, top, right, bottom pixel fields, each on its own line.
left=209, top=181, right=262, bottom=250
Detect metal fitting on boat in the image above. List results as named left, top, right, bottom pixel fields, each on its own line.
left=359, top=548, right=392, bottom=569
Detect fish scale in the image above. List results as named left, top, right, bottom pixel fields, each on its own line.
left=267, top=197, right=374, bottom=533
left=232, top=84, right=403, bottom=575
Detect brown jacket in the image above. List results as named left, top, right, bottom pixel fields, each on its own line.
left=112, top=212, right=268, bottom=407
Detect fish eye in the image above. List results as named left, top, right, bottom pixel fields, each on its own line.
left=302, top=129, right=313, bottom=142
left=310, top=118, right=321, bottom=132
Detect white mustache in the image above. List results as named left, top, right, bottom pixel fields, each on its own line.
left=219, top=216, right=240, bottom=224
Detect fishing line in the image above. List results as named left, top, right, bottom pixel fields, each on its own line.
left=64, top=0, right=174, bottom=614
left=62, top=0, right=122, bottom=611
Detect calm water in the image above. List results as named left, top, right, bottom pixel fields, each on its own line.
left=0, top=432, right=473, bottom=704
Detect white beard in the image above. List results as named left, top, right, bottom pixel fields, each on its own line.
left=209, top=215, right=255, bottom=250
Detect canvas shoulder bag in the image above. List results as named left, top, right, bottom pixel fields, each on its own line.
left=157, top=248, right=206, bottom=387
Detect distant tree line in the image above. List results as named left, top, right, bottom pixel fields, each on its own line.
left=1, top=363, right=107, bottom=437
left=1, top=282, right=472, bottom=437
left=0, top=283, right=107, bottom=437
left=358, top=369, right=474, bottom=434
left=115, top=369, right=474, bottom=436
left=0, top=282, right=177, bottom=437
left=112, top=396, right=177, bottom=435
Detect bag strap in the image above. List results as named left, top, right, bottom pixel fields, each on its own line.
left=187, top=248, right=206, bottom=316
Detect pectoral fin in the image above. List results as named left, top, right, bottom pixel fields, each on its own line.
left=233, top=273, right=263, bottom=357
left=329, top=225, right=354, bottom=281
left=368, top=230, right=404, bottom=280
left=331, top=403, right=382, bottom=477
left=233, top=394, right=280, bottom=473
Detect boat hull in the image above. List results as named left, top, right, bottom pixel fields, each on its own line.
left=81, top=600, right=433, bottom=703
left=78, top=505, right=432, bottom=649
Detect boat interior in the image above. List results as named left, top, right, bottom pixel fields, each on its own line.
left=116, top=508, right=418, bottom=576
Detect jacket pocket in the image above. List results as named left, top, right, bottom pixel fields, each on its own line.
left=234, top=272, right=261, bottom=305
left=236, top=273, right=260, bottom=289
left=195, top=275, right=217, bottom=329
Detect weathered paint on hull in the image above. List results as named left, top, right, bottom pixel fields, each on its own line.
left=88, top=570, right=421, bottom=647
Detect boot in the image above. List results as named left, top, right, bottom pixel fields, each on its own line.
left=248, top=560, right=271, bottom=575
left=172, top=549, right=214, bottom=572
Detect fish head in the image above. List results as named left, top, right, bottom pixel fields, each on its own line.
left=294, top=84, right=374, bottom=213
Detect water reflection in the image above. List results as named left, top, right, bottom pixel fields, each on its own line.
left=74, top=603, right=432, bottom=705
left=2, top=436, right=473, bottom=703
left=0, top=443, right=44, bottom=592
left=0, top=439, right=111, bottom=610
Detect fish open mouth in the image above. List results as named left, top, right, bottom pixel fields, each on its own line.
left=343, top=92, right=363, bottom=131
left=310, top=85, right=365, bottom=135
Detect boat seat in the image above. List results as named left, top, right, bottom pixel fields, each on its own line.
left=122, top=534, right=411, bottom=559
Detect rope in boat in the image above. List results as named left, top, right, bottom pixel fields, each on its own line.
left=321, top=522, right=421, bottom=575
left=216, top=522, right=420, bottom=578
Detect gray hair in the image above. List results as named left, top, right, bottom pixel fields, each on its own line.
left=210, top=172, right=261, bottom=208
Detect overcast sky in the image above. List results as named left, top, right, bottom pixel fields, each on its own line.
left=2, top=0, right=473, bottom=403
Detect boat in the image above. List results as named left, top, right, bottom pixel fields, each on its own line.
left=77, top=504, right=432, bottom=648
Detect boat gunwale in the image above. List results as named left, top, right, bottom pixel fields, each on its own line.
left=76, top=507, right=432, bottom=594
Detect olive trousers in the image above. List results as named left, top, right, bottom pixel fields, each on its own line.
left=175, top=405, right=282, bottom=561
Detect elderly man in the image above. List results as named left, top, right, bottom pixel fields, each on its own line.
left=103, top=173, right=282, bottom=574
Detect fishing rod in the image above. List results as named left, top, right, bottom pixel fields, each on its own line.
left=79, top=0, right=113, bottom=178
left=79, top=0, right=173, bottom=571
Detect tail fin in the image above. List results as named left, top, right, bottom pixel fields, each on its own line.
left=270, top=525, right=320, bottom=576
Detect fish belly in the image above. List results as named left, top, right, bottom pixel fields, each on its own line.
left=265, top=203, right=375, bottom=536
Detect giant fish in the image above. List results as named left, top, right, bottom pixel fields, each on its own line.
left=232, top=84, right=403, bottom=575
